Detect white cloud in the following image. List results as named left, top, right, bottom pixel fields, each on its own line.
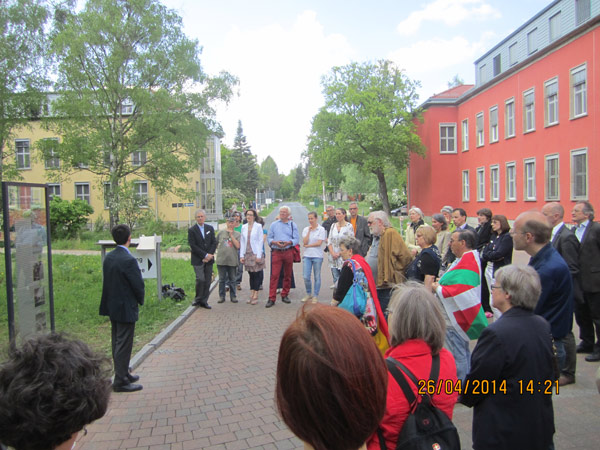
left=202, top=10, right=355, bottom=174
left=397, top=0, right=501, bottom=36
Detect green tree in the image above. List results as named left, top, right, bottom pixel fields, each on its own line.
left=47, top=0, right=237, bottom=227
left=447, top=74, right=465, bottom=88
left=259, top=156, right=282, bottom=193
left=230, top=120, right=258, bottom=198
left=49, top=197, right=94, bottom=238
left=306, top=60, right=425, bottom=215
left=293, top=164, right=305, bottom=197
left=0, top=0, right=54, bottom=183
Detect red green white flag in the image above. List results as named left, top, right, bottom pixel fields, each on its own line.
left=437, top=250, right=487, bottom=340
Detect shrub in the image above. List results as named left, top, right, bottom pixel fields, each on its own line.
left=49, top=197, right=94, bottom=239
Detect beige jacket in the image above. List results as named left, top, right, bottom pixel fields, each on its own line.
left=377, top=227, right=413, bottom=288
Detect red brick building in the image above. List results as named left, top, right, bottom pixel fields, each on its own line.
left=409, top=0, right=599, bottom=220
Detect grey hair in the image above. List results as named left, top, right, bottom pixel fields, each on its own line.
left=409, top=206, right=424, bottom=218
left=441, top=205, right=453, bottom=214
left=368, top=211, right=390, bottom=228
left=194, top=209, right=206, bottom=216
left=494, top=264, right=541, bottom=311
left=577, top=201, right=595, bottom=220
left=387, top=282, right=446, bottom=353
left=339, top=235, right=361, bottom=255
left=279, top=205, right=291, bottom=214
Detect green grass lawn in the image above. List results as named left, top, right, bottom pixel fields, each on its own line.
left=0, top=254, right=196, bottom=357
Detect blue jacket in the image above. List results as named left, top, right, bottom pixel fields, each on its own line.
left=529, top=243, right=573, bottom=339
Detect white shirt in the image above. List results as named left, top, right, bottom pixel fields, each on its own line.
left=575, top=220, right=589, bottom=242
left=302, top=225, right=327, bottom=258
left=551, top=222, right=564, bottom=242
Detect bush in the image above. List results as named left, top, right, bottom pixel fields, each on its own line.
left=49, top=197, right=94, bottom=239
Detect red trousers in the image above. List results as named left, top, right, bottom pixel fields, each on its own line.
left=269, top=248, right=293, bottom=301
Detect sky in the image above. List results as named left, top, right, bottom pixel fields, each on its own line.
left=161, top=0, right=552, bottom=174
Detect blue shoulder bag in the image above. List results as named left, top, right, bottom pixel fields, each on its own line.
left=338, top=259, right=368, bottom=317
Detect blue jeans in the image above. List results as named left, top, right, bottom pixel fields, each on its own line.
left=445, top=328, right=471, bottom=381
left=303, top=257, right=323, bottom=296
left=554, top=337, right=567, bottom=372
left=377, top=288, right=393, bottom=320
left=331, top=267, right=341, bottom=283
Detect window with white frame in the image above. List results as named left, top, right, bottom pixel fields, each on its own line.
left=477, top=167, right=485, bottom=201
left=121, top=99, right=134, bottom=115
left=462, top=170, right=470, bottom=202
left=506, top=162, right=516, bottom=201
left=476, top=112, right=484, bottom=147
left=549, top=12, right=561, bottom=42
left=509, top=42, right=518, bottom=66
left=131, top=151, right=147, bottom=166
left=545, top=154, right=560, bottom=200
left=439, top=124, right=456, bottom=153
left=570, top=64, right=587, bottom=118
left=134, top=181, right=148, bottom=206
left=544, top=78, right=559, bottom=126
left=461, top=119, right=469, bottom=151
left=576, top=0, right=591, bottom=25
left=524, top=158, right=536, bottom=201
left=490, top=165, right=500, bottom=201
left=489, top=107, right=499, bottom=143
left=571, top=149, right=587, bottom=200
left=523, top=89, right=535, bottom=133
left=527, top=28, right=538, bottom=54
left=42, top=138, right=60, bottom=169
left=75, top=183, right=90, bottom=204
left=15, top=139, right=30, bottom=169
left=48, top=184, right=61, bottom=198
left=505, top=98, right=515, bottom=138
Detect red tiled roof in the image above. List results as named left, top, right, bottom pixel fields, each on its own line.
left=430, top=84, right=474, bottom=99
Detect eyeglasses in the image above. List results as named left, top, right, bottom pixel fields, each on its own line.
left=367, top=221, right=373, bottom=225
left=349, top=207, right=358, bottom=210
left=490, top=285, right=503, bottom=290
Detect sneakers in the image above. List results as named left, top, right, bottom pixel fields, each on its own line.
left=312, top=296, right=318, bottom=304
left=301, top=295, right=311, bottom=303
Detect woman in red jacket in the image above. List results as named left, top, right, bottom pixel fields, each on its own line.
left=367, top=282, right=458, bottom=450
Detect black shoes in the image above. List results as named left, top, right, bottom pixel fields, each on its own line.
left=281, top=297, right=291, bottom=304
left=585, top=351, right=600, bottom=362
left=127, top=373, right=140, bottom=383
left=265, top=300, right=275, bottom=308
left=113, top=383, right=143, bottom=393
left=558, top=374, right=575, bottom=386
left=192, top=301, right=211, bottom=309
left=576, top=343, right=594, bottom=353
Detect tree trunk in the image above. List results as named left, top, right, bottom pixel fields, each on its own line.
left=374, top=169, right=391, bottom=216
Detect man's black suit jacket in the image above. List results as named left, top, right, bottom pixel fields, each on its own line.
left=99, top=246, right=145, bottom=323
left=579, top=221, right=600, bottom=293
left=552, top=223, right=583, bottom=302
left=354, top=215, right=372, bottom=257
left=188, top=223, right=217, bottom=266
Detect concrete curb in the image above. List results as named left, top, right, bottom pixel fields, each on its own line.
left=129, top=277, right=219, bottom=370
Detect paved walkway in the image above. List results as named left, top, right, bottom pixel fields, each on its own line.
left=77, top=203, right=600, bottom=449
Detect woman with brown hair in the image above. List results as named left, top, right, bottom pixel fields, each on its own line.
left=239, top=208, right=265, bottom=304
left=276, top=305, right=388, bottom=450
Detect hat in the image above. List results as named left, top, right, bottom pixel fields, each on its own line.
left=441, top=205, right=454, bottom=214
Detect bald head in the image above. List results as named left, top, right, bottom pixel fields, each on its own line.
left=541, top=202, right=564, bottom=228
left=513, top=211, right=551, bottom=254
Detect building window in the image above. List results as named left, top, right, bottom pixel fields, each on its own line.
left=476, top=112, right=484, bottom=147
left=75, top=183, right=90, bottom=204
left=571, top=149, right=587, bottom=200
left=131, top=151, right=147, bottom=166
left=549, top=12, right=561, bottom=42
left=506, top=162, right=516, bottom=201
left=42, top=138, right=60, bottom=169
left=461, top=119, right=469, bottom=151
left=15, top=139, right=30, bottom=169
left=544, top=78, right=559, bottom=126
left=462, top=170, right=470, bottom=202
left=505, top=98, right=515, bottom=138
left=527, top=28, right=538, bottom=54
left=489, top=107, right=499, bottom=143
left=134, top=181, right=148, bottom=206
left=477, top=167, right=485, bottom=202
left=490, top=165, right=500, bottom=201
left=545, top=154, right=560, bottom=201
left=479, top=64, right=487, bottom=84
left=492, top=54, right=501, bottom=77
left=576, top=0, right=591, bottom=25
left=121, top=99, right=134, bottom=115
left=48, top=184, right=61, bottom=198
left=524, top=158, right=536, bottom=201
left=439, top=124, right=456, bottom=153
left=523, top=89, right=535, bottom=133
left=509, top=42, right=518, bottom=66
left=570, top=64, right=587, bottom=118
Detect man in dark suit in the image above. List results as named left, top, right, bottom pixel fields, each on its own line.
left=445, top=208, right=476, bottom=265
left=189, top=209, right=217, bottom=309
left=348, top=202, right=371, bottom=256
left=572, top=201, right=600, bottom=362
left=100, top=224, right=145, bottom=392
left=542, top=202, right=579, bottom=385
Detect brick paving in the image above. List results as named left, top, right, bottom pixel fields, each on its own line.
left=77, top=204, right=600, bottom=449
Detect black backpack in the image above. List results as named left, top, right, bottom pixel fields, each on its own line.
left=377, top=354, right=461, bottom=450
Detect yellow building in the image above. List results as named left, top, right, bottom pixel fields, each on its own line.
left=9, top=120, right=223, bottom=227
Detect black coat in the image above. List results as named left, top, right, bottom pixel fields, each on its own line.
left=460, top=307, right=555, bottom=450
left=480, top=232, right=513, bottom=275
left=578, top=221, right=600, bottom=293
left=475, top=221, right=493, bottom=251
left=99, top=246, right=145, bottom=323
left=552, top=224, right=583, bottom=303
left=188, top=223, right=217, bottom=266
